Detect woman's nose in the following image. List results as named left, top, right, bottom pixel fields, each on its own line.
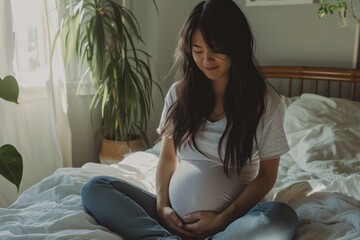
left=203, top=51, right=214, bottom=63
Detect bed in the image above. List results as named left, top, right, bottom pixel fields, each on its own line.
left=0, top=66, right=359, bottom=240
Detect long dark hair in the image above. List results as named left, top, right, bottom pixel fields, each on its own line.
left=162, top=0, right=266, bottom=176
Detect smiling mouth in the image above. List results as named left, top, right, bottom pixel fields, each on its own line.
left=204, top=66, right=218, bottom=71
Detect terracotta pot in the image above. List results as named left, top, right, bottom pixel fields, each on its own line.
left=99, top=137, right=144, bottom=164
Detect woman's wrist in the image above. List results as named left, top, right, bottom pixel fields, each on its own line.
left=156, top=196, right=170, bottom=207
left=220, top=203, right=239, bottom=226
left=156, top=199, right=172, bottom=217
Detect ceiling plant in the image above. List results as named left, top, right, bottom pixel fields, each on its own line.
left=59, top=0, right=161, bottom=161
left=0, top=75, right=23, bottom=191
left=317, top=0, right=360, bottom=26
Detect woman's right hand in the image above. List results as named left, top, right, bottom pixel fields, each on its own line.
left=157, top=206, right=197, bottom=239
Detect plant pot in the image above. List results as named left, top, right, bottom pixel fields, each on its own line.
left=99, top=137, right=145, bottom=164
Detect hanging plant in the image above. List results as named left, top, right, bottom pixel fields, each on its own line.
left=317, top=0, right=348, bottom=27
left=317, top=0, right=348, bottom=19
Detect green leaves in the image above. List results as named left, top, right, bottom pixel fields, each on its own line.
left=0, top=75, right=23, bottom=191
left=0, top=145, right=23, bottom=192
left=0, top=75, right=19, bottom=104
left=317, top=0, right=347, bottom=19
left=59, top=0, right=162, bottom=146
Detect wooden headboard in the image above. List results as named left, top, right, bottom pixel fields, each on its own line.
left=260, top=66, right=360, bottom=101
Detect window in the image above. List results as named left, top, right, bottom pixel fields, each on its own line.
left=11, top=0, right=49, bottom=88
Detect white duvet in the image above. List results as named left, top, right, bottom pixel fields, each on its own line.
left=0, top=153, right=159, bottom=240
left=0, top=94, right=359, bottom=240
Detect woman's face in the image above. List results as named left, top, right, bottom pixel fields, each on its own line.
left=191, top=29, right=231, bottom=83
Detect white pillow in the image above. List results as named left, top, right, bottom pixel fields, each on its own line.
left=284, top=94, right=360, bottom=174
left=280, top=94, right=299, bottom=108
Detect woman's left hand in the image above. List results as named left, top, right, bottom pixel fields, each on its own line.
left=182, top=211, right=226, bottom=239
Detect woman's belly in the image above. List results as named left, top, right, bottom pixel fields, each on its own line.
left=169, top=160, right=251, bottom=219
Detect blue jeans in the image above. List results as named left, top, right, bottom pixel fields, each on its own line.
left=81, top=176, right=298, bottom=240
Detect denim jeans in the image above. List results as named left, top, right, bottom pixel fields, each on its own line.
left=81, top=176, right=298, bottom=240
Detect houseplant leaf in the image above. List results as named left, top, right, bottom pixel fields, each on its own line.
left=0, top=75, right=20, bottom=104
left=0, top=75, right=23, bottom=191
left=317, top=0, right=348, bottom=19
left=0, top=144, right=23, bottom=191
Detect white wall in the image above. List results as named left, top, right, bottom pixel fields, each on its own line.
left=242, top=2, right=356, bottom=67
left=67, top=84, right=102, bottom=167
left=69, top=0, right=357, bottom=166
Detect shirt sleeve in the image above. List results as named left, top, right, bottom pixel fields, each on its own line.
left=257, top=88, right=290, bottom=160
left=156, top=82, right=178, bottom=136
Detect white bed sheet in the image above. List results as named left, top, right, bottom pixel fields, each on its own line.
left=0, top=94, right=359, bottom=240
left=0, top=152, right=161, bottom=240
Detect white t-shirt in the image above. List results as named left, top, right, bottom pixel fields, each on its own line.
left=157, top=82, right=289, bottom=219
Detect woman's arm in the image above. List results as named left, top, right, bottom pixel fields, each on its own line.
left=156, top=136, right=178, bottom=210
left=221, top=157, right=280, bottom=223
left=156, top=136, right=196, bottom=238
left=183, top=158, right=280, bottom=238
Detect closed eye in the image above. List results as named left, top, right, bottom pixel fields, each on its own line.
left=192, top=44, right=203, bottom=53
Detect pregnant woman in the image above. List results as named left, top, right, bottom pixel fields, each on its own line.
left=81, top=0, right=299, bottom=239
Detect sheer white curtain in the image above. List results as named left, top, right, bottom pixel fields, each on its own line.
left=0, top=0, right=71, bottom=207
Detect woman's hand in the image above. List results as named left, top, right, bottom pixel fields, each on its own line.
left=157, top=206, right=197, bottom=239
left=183, top=211, right=226, bottom=239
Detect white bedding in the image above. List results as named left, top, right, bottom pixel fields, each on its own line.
left=0, top=94, right=359, bottom=240
left=0, top=153, right=159, bottom=240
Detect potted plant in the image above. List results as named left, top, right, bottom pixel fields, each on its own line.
left=0, top=75, right=23, bottom=191
left=59, top=0, right=161, bottom=163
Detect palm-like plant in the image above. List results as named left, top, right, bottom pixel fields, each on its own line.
left=60, top=0, right=161, bottom=147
